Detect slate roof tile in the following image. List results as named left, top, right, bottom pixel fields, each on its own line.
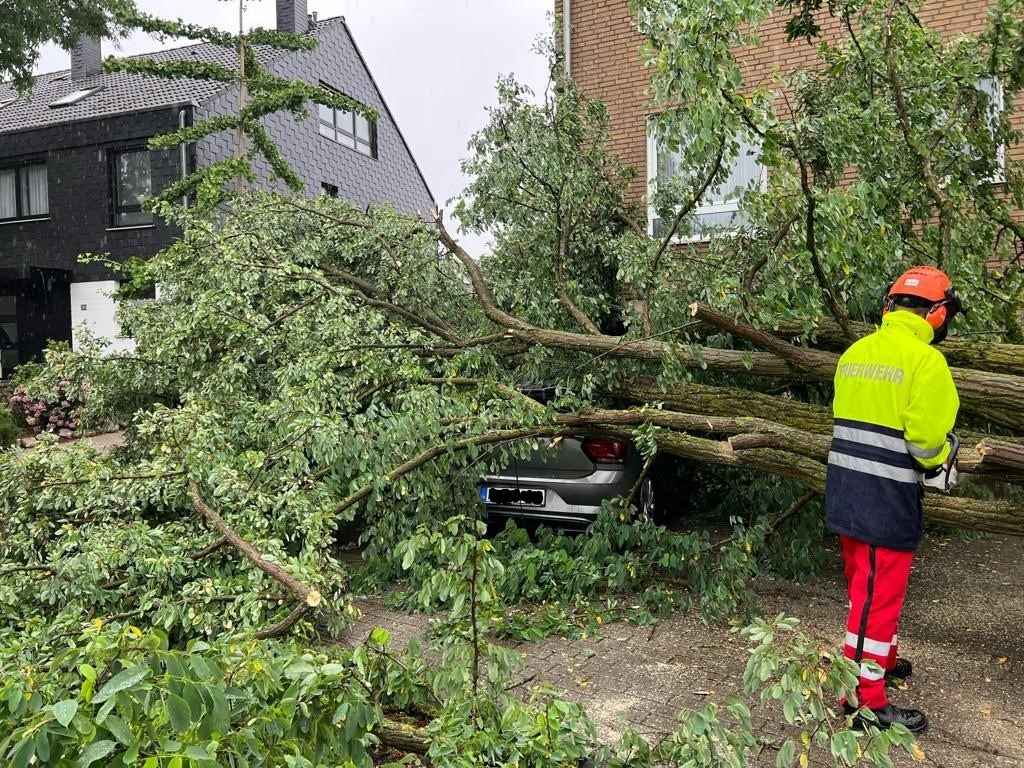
left=0, top=18, right=343, bottom=134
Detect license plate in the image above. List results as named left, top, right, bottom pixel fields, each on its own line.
left=481, top=486, right=546, bottom=506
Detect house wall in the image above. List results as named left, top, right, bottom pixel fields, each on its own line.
left=196, top=19, right=435, bottom=216
left=557, top=0, right=1022, bottom=203
left=0, top=107, right=186, bottom=363
left=0, top=107, right=186, bottom=283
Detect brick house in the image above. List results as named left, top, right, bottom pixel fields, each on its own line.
left=0, top=0, right=433, bottom=373
left=556, top=0, right=1021, bottom=238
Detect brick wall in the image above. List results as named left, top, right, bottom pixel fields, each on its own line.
left=0, top=107, right=186, bottom=282
left=558, top=0, right=1021, bottom=204
left=197, top=18, right=435, bottom=217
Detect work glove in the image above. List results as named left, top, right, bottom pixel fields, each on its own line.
left=920, top=433, right=960, bottom=492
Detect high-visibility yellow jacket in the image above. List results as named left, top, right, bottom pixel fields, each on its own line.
left=824, top=310, right=959, bottom=551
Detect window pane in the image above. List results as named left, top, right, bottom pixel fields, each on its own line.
left=657, top=145, right=682, bottom=181
left=355, top=114, right=371, bottom=142
left=696, top=207, right=747, bottom=233
left=0, top=170, right=15, bottom=219
left=116, top=209, right=152, bottom=227
left=708, top=138, right=761, bottom=205
left=113, top=151, right=152, bottom=226
left=21, top=164, right=48, bottom=216
left=318, top=122, right=336, bottom=140
left=116, top=151, right=151, bottom=206
left=977, top=77, right=1003, bottom=134
left=339, top=133, right=355, bottom=150
left=356, top=141, right=372, bottom=156
left=318, top=103, right=334, bottom=125
left=657, top=137, right=761, bottom=206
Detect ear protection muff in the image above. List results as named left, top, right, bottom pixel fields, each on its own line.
left=925, top=288, right=965, bottom=344
left=881, top=281, right=897, bottom=316
left=924, top=301, right=948, bottom=331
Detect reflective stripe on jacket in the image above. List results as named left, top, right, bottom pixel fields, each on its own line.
left=825, top=310, right=959, bottom=551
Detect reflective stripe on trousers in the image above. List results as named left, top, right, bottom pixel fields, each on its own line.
left=840, top=535, right=915, bottom=710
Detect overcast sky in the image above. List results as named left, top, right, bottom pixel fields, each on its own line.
left=33, top=1, right=552, bottom=253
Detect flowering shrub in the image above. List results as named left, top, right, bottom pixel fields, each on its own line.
left=8, top=378, right=82, bottom=436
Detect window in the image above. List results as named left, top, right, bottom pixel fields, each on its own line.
left=647, top=127, right=764, bottom=240
left=49, top=86, right=104, bottom=108
left=320, top=182, right=339, bottom=198
left=111, top=149, right=152, bottom=227
left=976, top=76, right=1005, bottom=183
left=317, top=90, right=377, bottom=157
left=0, top=162, right=49, bottom=221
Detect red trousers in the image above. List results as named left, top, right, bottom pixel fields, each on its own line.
left=840, top=535, right=915, bottom=709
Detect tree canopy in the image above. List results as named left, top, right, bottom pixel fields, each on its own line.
left=0, top=0, right=136, bottom=91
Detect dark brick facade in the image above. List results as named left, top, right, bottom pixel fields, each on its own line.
left=0, top=106, right=188, bottom=283
left=0, top=15, right=434, bottom=368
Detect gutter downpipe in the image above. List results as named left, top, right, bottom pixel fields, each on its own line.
left=562, top=0, right=571, bottom=78
left=178, top=102, right=198, bottom=208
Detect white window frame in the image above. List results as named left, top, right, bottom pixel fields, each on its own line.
left=646, top=122, right=766, bottom=243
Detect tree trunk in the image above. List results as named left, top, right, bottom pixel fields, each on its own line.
left=377, top=720, right=431, bottom=754
left=765, top=319, right=1024, bottom=376
left=508, top=324, right=1024, bottom=431
left=557, top=408, right=1024, bottom=536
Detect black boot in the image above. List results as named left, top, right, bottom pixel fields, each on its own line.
left=885, top=657, right=913, bottom=681
left=844, top=703, right=928, bottom=733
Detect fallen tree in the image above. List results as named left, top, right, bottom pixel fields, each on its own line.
left=2, top=1, right=1023, bottom=765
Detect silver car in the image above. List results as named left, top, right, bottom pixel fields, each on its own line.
left=480, top=435, right=657, bottom=530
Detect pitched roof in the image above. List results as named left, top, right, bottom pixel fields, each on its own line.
left=0, top=17, right=345, bottom=135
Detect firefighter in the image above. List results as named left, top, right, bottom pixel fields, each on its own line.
left=825, top=265, right=964, bottom=733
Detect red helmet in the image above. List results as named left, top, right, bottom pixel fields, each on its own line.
left=883, top=265, right=965, bottom=342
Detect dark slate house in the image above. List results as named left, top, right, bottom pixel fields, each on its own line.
left=0, top=0, right=433, bottom=372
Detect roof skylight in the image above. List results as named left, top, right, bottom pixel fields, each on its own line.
left=49, top=86, right=104, bottom=108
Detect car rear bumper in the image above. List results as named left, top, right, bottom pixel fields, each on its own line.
left=481, top=468, right=633, bottom=527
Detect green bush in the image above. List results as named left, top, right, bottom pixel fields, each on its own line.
left=0, top=405, right=18, bottom=446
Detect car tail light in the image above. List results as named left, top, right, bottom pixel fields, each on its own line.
left=582, top=438, right=627, bottom=464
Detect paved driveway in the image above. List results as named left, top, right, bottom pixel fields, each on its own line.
left=338, top=532, right=1024, bottom=767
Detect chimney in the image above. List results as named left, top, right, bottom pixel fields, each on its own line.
left=71, top=36, right=102, bottom=80
left=276, top=0, right=309, bottom=34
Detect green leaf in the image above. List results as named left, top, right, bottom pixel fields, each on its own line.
left=165, top=693, right=193, bottom=733
left=369, top=627, right=390, bottom=647
left=92, top=667, right=150, bottom=704
left=34, top=730, right=51, bottom=764
left=51, top=699, right=79, bottom=727
left=185, top=745, right=214, bottom=761
left=102, top=714, right=134, bottom=746
left=77, top=740, right=117, bottom=767
left=9, top=737, right=34, bottom=768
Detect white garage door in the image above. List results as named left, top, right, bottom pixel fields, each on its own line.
left=70, top=281, right=136, bottom=353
